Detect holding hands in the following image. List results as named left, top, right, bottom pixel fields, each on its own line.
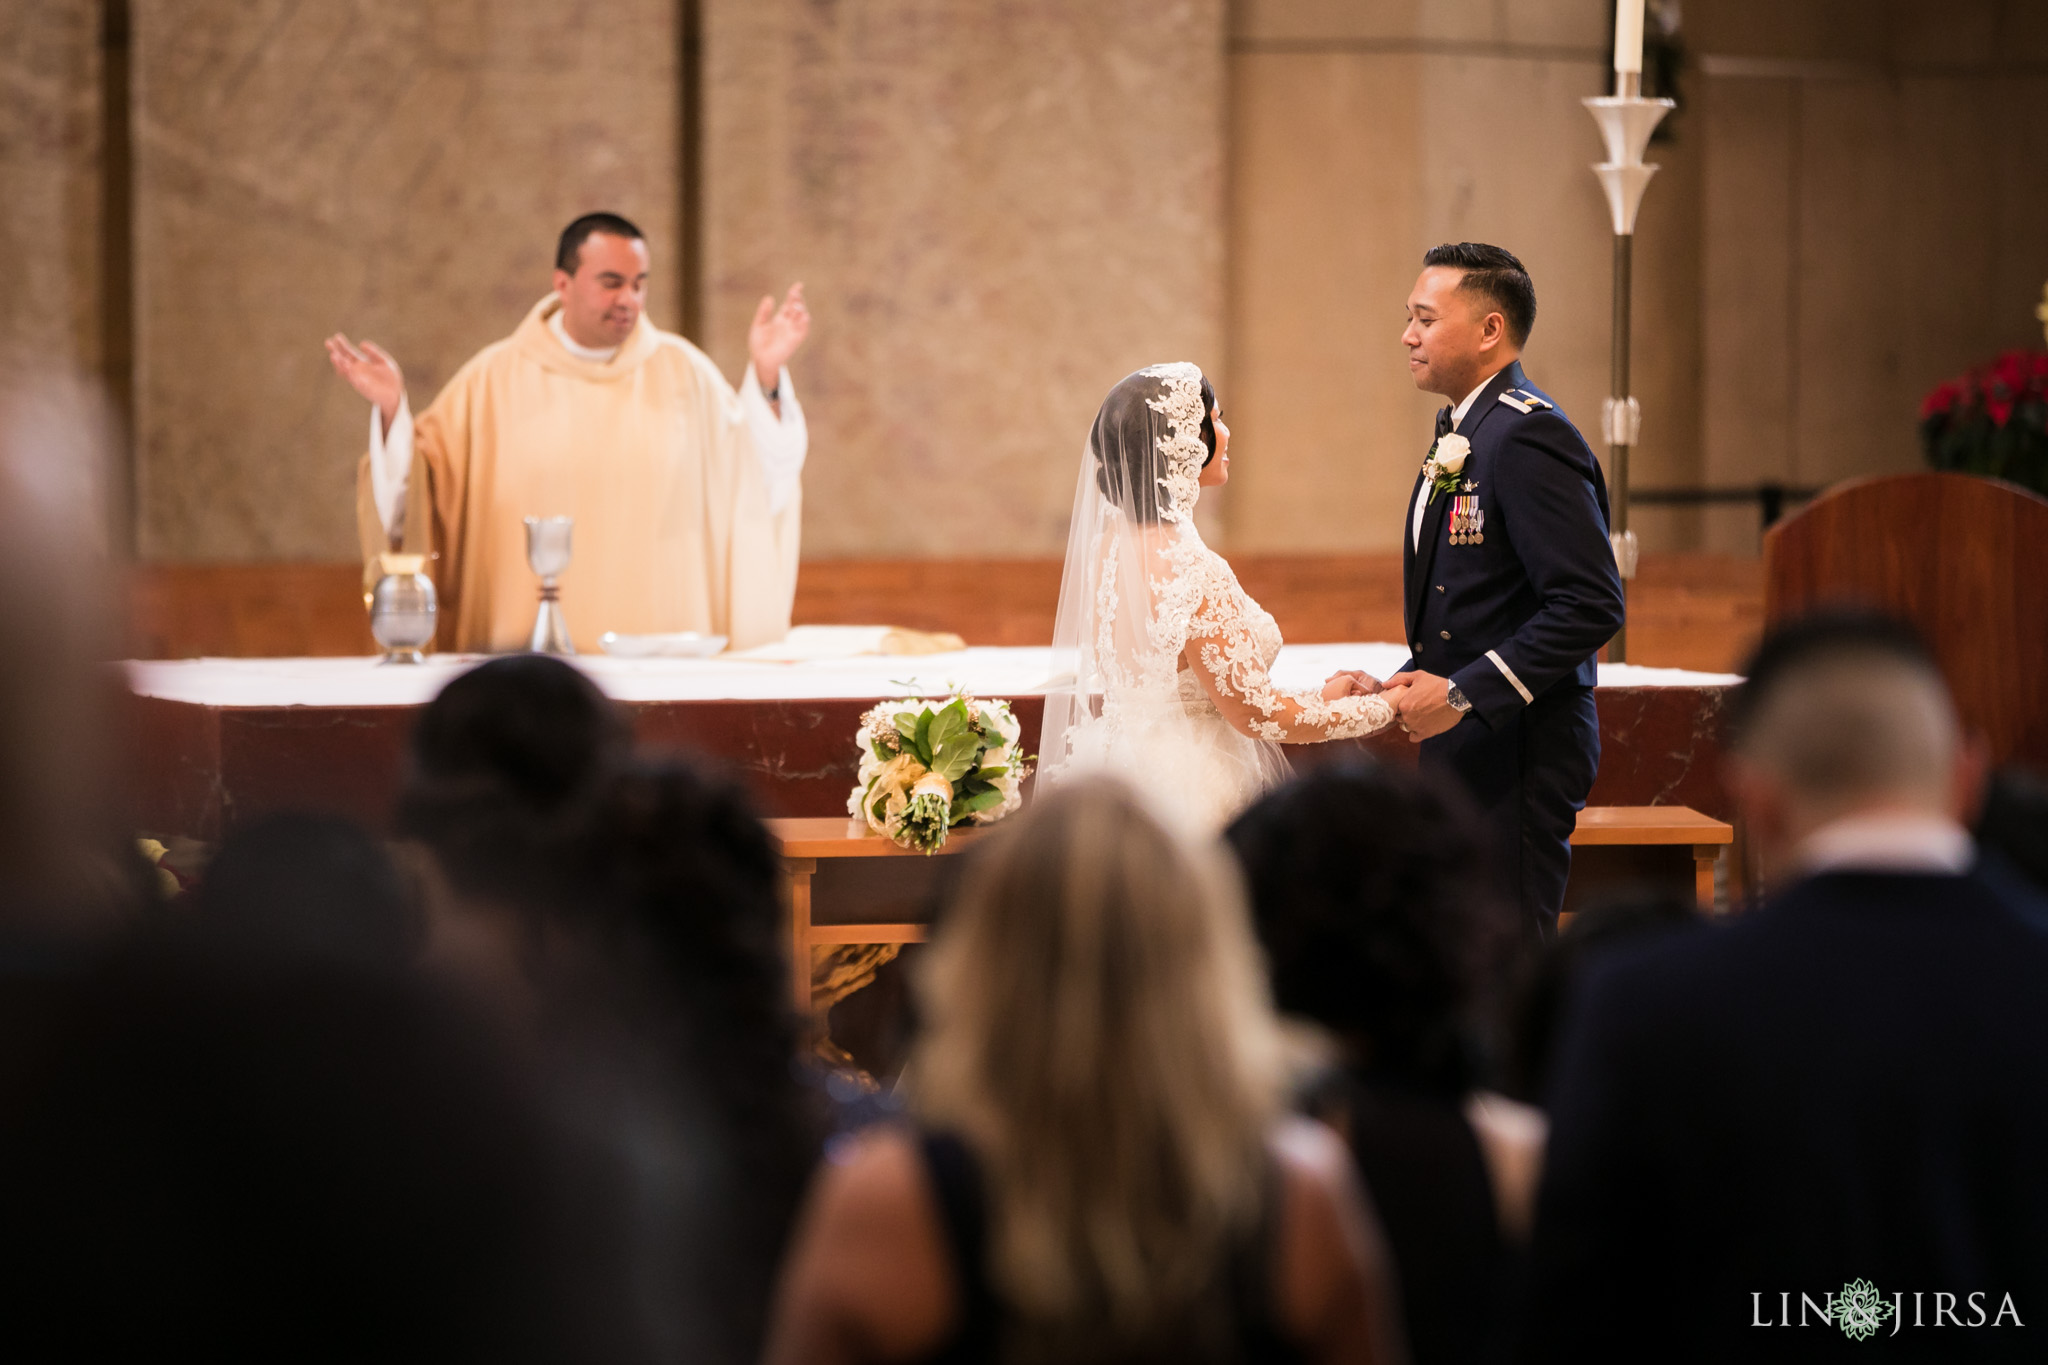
left=1383, top=670, right=1462, bottom=742
left=1322, top=668, right=1459, bottom=741
left=1321, top=670, right=1409, bottom=715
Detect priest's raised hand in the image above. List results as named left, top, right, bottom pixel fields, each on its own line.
left=329, top=210, right=812, bottom=656
left=748, top=282, right=810, bottom=401
left=323, top=333, right=402, bottom=437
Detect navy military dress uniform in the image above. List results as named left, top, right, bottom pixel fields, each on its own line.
left=1396, top=360, right=1625, bottom=936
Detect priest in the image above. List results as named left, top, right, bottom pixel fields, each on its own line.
left=326, top=211, right=811, bottom=653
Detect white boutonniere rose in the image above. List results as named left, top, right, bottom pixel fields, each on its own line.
left=1421, top=433, right=1470, bottom=503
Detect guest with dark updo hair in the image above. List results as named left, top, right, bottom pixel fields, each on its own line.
left=1227, top=760, right=1530, bottom=1365
left=395, top=653, right=631, bottom=913
left=565, top=758, right=826, bottom=1365
left=394, top=656, right=822, bottom=1363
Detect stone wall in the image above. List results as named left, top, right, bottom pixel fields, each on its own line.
left=1224, top=0, right=1703, bottom=555
left=0, top=1, right=102, bottom=375
left=701, top=0, right=1228, bottom=558
left=11, top=0, right=2044, bottom=563
left=1693, top=0, right=2048, bottom=552
left=1225, top=0, right=2048, bottom=557
left=129, top=0, right=680, bottom=560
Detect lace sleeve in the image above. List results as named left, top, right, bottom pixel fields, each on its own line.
left=1182, top=593, right=1397, bottom=744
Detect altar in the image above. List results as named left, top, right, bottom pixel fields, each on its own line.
left=124, top=639, right=1740, bottom=848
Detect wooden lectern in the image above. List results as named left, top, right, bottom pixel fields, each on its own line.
left=1765, top=472, right=2048, bottom=768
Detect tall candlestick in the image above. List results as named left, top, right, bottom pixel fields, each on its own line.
left=1614, top=0, right=1645, bottom=74
left=1585, top=23, right=1672, bottom=663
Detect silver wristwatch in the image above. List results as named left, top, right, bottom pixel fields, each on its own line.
left=1446, top=682, right=1472, bottom=714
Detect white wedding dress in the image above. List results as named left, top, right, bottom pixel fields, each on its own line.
left=1039, top=363, right=1398, bottom=835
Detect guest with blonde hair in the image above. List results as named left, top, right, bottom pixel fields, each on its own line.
left=765, top=778, right=1406, bottom=1365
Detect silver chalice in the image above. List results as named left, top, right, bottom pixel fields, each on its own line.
left=523, top=515, right=575, bottom=655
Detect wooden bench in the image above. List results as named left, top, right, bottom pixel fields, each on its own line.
left=1569, top=805, right=1733, bottom=910
left=770, top=805, right=1734, bottom=1010
left=768, top=818, right=981, bottom=1012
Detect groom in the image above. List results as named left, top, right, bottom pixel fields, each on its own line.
left=1343, top=243, right=1625, bottom=936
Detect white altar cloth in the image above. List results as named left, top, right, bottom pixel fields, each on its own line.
left=125, top=643, right=1738, bottom=709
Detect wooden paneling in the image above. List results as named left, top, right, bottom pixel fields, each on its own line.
left=127, top=562, right=372, bottom=659
left=125, top=553, right=1763, bottom=673
left=1765, top=472, right=2048, bottom=766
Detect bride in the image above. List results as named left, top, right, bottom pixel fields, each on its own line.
left=1040, top=362, right=1407, bottom=833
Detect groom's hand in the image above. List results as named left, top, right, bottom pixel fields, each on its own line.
left=1384, top=670, right=1465, bottom=743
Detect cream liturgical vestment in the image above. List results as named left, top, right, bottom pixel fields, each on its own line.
left=355, top=296, right=802, bottom=654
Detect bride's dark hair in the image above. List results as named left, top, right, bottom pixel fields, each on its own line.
left=1092, top=368, right=1217, bottom=523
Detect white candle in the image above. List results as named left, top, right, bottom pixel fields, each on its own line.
left=1614, top=0, right=1645, bottom=74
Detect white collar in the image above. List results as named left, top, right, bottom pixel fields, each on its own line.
left=1450, top=371, right=1501, bottom=430
left=548, top=310, right=620, bottom=364
left=1793, top=810, right=1974, bottom=878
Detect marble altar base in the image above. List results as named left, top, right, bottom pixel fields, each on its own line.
left=123, top=646, right=1738, bottom=842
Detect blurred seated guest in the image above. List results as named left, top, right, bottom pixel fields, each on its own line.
left=570, top=759, right=826, bottom=1364
left=191, top=811, right=424, bottom=966
left=1495, top=888, right=1701, bottom=1108
left=394, top=654, right=629, bottom=1002
left=1525, top=612, right=2048, bottom=1363
left=397, top=658, right=823, bottom=1363
left=396, top=653, right=630, bottom=907
left=765, top=778, right=1407, bottom=1365
left=0, top=919, right=656, bottom=1360
left=0, top=378, right=148, bottom=940
left=1976, top=765, right=2048, bottom=899
left=1227, top=762, right=1529, bottom=1365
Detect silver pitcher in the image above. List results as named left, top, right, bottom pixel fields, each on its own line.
left=368, top=553, right=437, bottom=665
left=524, top=515, right=575, bottom=655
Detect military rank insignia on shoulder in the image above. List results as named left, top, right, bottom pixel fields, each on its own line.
left=1497, top=388, right=1554, bottom=413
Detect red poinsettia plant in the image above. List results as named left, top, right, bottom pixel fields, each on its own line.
left=1920, top=349, right=2048, bottom=497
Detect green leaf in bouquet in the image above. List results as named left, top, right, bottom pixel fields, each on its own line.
left=951, top=787, right=1004, bottom=819
left=976, top=764, right=1008, bottom=779
left=927, top=701, right=983, bottom=782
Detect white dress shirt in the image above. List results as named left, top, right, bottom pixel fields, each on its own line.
left=1794, top=810, right=1975, bottom=878
left=367, top=314, right=808, bottom=538
left=1412, top=374, right=1496, bottom=552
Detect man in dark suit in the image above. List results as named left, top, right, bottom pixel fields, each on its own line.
left=1337, top=243, right=1624, bottom=937
left=1525, top=613, right=2048, bottom=1362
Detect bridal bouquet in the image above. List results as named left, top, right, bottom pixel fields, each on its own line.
left=847, top=693, right=1031, bottom=854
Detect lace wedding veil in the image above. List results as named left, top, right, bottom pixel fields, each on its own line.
left=1038, top=363, right=1292, bottom=827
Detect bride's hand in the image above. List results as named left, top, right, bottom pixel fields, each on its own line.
left=1379, top=683, right=1411, bottom=713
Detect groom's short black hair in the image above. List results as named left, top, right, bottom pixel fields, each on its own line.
left=1423, top=242, right=1536, bottom=347
left=556, top=212, right=646, bottom=273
